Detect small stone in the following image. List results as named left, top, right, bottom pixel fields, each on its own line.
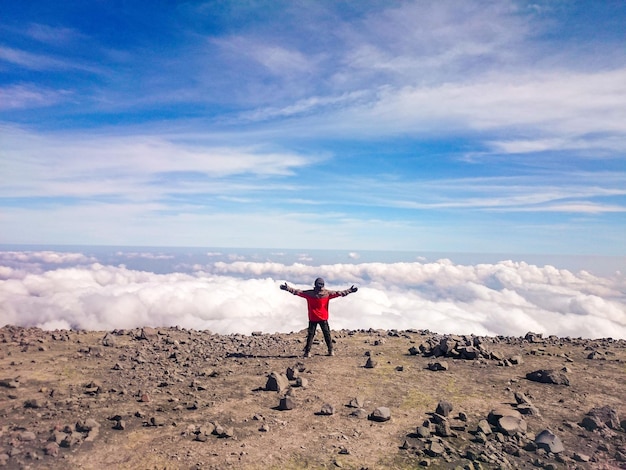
left=416, top=426, right=431, bottom=438
left=426, top=441, right=445, bottom=457
left=266, top=372, right=290, bottom=393
left=369, top=406, right=391, bottom=422
left=349, top=408, right=368, bottom=419
left=573, top=452, right=590, bottom=462
left=435, top=400, right=453, bottom=417
left=364, top=357, right=377, bottom=368
left=346, top=396, right=365, bottom=408
left=278, top=396, right=295, bottom=411
left=19, top=431, right=36, bottom=442
left=476, top=419, right=492, bottom=435
left=113, top=420, right=126, bottom=430
left=43, top=442, right=59, bottom=457
left=319, top=403, right=335, bottom=415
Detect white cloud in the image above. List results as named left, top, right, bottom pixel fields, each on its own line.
left=0, top=85, right=70, bottom=110
left=0, top=125, right=313, bottom=199
left=1, top=254, right=624, bottom=339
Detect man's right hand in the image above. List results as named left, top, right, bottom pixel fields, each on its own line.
left=280, top=283, right=288, bottom=291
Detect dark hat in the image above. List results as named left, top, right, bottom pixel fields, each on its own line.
left=314, top=277, right=325, bottom=287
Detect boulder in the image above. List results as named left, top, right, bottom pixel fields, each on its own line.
left=319, top=403, right=335, bottom=416
left=459, top=346, right=479, bottom=360
left=435, top=400, right=453, bottom=417
left=425, top=440, right=445, bottom=457
left=535, top=429, right=564, bottom=454
left=476, top=419, right=492, bottom=435
left=526, top=369, right=570, bottom=386
left=346, top=396, right=365, bottom=408
left=369, top=407, right=391, bottom=422
left=581, top=406, right=621, bottom=431
left=265, top=372, right=290, bottom=393
left=102, top=332, right=117, bottom=347
left=498, top=415, right=527, bottom=436
left=138, top=327, right=158, bottom=341
left=278, top=396, right=295, bottom=411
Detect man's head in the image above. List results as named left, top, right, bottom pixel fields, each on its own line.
left=314, top=277, right=325, bottom=291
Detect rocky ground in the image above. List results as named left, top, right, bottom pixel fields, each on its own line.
left=1, top=325, right=625, bottom=470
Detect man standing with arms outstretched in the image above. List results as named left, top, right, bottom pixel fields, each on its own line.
left=280, top=277, right=358, bottom=357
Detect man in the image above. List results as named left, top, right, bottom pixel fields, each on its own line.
left=280, top=277, right=358, bottom=357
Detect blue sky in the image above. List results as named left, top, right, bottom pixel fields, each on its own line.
left=1, top=0, right=625, bottom=254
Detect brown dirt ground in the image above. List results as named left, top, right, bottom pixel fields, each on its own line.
left=1, top=326, right=625, bottom=469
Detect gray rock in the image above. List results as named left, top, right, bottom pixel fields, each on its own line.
left=526, top=369, right=570, bottom=386
left=0, top=378, right=19, bottom=389
left=426, top=440, right=445, bottom=457
left=488, top=406, right=522, bottom=426
left=517, top=404, right=540, bottom=416
left=514, top=392, right=532, bottom=405
left=149, top=416, right=165, bottom=426
left=498, top=415, right=527, bottom=436
left=19, top=431, right=36, bottom=442
left=113, top=419, right=126, bottom=430
left=286, top=366, right=299, bottom=380
left=439, top=337, right=458, bottom=355
left=535, top=429, right=564, bottom=454
left=477, top=419, right=492, bottom=435
left=582, top=405, right=621, bottom=430
left=265, top=372, right=290, bottom=392
left=138, top=327, right=158, bottom=341
left=459, top=346, right=479, bottom=359
left=416, top=426, right=431, bottom=438
left=319, top=403, right=335, bottom=415
left=214, top=424, right=234, bottom=438
left=60, top=432, right=82, bottom=448
left=427, top=361, right=448, bottom=371
left=349, top=408, right=368, bottom=419
left=434, top=419, right=453, bottom=437
left=102, top=332, right=117, bottom=347
left=573, top=452, right=590, bottom=462
left=524, top=332, right=543, bottom=343
left=43, top=442, right=59, bottom=456
left=294, top=377, right=308, bottom=388
left=436, top=400, right=453, bottom=417
left=364, top=357, right=377, bottom=368
left=369, top=406, right=391, bottom=422
left=278, top=396, right=295, bottom=411
left=346, top=396, right=365, bottom=408
left=24, top=398, right=45, bottom=408
left=76, top=418, right=99, bottom=432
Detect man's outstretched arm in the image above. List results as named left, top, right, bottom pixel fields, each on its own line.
left=280, top=282, right=301, bottom=295
left=337, top=285, right=358, bottom=297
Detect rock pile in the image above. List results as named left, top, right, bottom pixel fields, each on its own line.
left=399, top=394, right=626, bottom=469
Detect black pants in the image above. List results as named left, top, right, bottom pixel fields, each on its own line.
left=305, top=320, right=333, bottom=353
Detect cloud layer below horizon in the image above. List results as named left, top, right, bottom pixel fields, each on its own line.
left=1, top=251, right=624, bottom=339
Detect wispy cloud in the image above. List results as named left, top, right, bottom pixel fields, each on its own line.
left=24, top=23, right=84, bottom=45
left=0, top=45, right=100, bottom=73
left=0, top=84, right=71, bottom=110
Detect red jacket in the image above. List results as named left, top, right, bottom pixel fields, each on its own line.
left=287, top=287, right=352, bottom=322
